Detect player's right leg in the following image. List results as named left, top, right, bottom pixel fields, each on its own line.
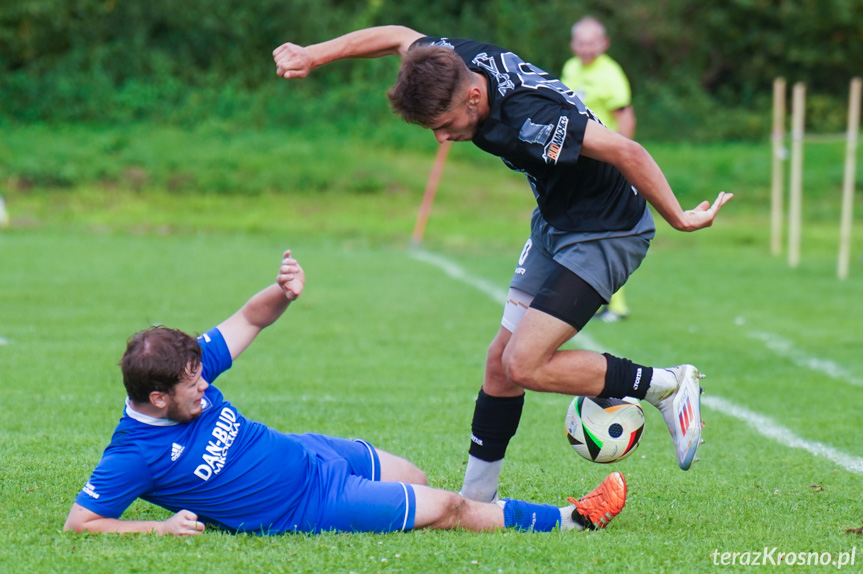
left=460, top=233, right=559, bottom=503
left=459, top=318, right=525, bottom=503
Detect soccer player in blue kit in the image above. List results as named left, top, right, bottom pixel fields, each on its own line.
left=65, top=250, right=628, bottom=536
left=273, top=26, right=733, bottom=504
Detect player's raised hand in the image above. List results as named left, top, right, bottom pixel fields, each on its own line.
left=678, top=191, right=734, bottom=231
left=273, top=43, right=314, bottom=79
left=159, top=509, right=205, bottom=536
left=277, top=250, right=305, bottom=301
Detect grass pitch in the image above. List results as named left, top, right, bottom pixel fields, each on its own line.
left=1, top=130, right=862, bottom=572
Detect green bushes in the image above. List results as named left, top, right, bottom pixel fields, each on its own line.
left=2, top=0, right=861, bottom=140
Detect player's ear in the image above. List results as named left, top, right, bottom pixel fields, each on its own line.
left=149, top=391, right=169, bottom=409
left=467, top=85, right=481, bottom=107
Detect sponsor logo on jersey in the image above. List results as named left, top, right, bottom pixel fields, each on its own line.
left=472, top=53, right=514, bottom=96
left=542, top=116, right=568, bottom=165
left=518, top=118, right=553, bottom=145
left=82, top=481, right=100, bottom=499
left=194, top=407, right=241, bottom=481
left=171, top=443, right=185, bottom=462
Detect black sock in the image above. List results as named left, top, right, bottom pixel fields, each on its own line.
left=599, top=353, right=653, bottom=400
left=468, top=389, right=525, bottom=462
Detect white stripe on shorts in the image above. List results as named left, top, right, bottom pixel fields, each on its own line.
left=399, top=482, right=411, bottom=532
left=353, top=439, right=377, bottom=480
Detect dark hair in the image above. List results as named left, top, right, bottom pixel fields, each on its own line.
left=387, top=45, right=472, bottom=126
left=120, top=326, right=202, bottom=403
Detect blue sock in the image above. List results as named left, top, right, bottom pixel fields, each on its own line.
left=502, top=498, right=561, bottom=532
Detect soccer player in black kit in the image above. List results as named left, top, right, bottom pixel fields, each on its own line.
left=273, top=26, right=732, bottom=509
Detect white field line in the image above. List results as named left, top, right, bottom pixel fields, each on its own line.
left=745, top=329, right=863, bottom=387
left=0, top=336, right=8, bottom=346
left=703, top=396, right=863, bottom=473
left=409, top=249, right=863, bottom=474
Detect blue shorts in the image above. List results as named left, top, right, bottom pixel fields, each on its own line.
left=292, top=433, right=417, bottom=534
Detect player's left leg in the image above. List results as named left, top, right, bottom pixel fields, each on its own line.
left=412, top=486, right=503, bottom=531
left=315, top=469, right=627, bottom=533
left=503, top=307, right=606, bottom=396
left=415, top=471, right=627, bottom=532
left=597, top=287, right=631, bottom=322
left=377, top=448, right=428, bottom=485
left=504, top=267, right=704, bottom=470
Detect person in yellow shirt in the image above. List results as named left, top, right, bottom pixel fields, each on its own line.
left=561, top=16, right=636, bottom=322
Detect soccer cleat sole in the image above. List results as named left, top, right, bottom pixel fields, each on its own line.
left=568, top=471, right=627, bottom=530
left=676, top=376, right=705, bottom=471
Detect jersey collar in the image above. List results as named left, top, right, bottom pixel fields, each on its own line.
left=125, top=397, right=180, bottom=427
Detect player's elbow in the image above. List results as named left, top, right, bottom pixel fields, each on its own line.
left=387, top=26, right=424, bottom=56
left=63, top=514, right=86, bottom=533
left=621, top=138, right=647, bottom=163
left=64, top=503, right=102, bottom=534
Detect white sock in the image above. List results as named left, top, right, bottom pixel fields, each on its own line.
left=459, top=456, right=503, bottom=502
left=643, top=367, right=678, bottom=407
left=559, top=505, right=584, bottom=531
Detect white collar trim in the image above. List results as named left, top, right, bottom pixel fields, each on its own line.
left=125, top=397, right=180, bottom=426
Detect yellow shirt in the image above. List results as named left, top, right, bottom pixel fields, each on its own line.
left=560, top=53, right=631, bottom=132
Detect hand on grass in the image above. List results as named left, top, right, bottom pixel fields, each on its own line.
left=159, top=509, right=205, bottom=536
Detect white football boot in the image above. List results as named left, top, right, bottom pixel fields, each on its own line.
left=656, top=365, right=704, bottom=470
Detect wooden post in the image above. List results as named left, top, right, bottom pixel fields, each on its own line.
left=0, top=195, right=9, bottom=229
left=411, top=141, right=452, bottom=247
left=770, top=78, right=786, bottom=256
left=838, top=77, right=862, bottom=279
left=788, top=82, right=806, bottom=268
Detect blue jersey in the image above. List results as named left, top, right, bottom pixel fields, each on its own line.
left=75, top=328, right=363, bottom=534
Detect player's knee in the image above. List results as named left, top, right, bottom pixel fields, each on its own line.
left=485, top=342, right=506, bottom=379
left=428, top=491, right=467, bottom=530
left=487, top=334, right=507, bottom=363
left=501, top=346, right=542, bottom=391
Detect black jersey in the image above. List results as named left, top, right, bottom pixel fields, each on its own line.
left=415, top=37, right=645, bottom=233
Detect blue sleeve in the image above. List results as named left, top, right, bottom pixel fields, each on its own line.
left=197, top=328, right=233, bottom=384
left=75, top=444, right=152, bottom=518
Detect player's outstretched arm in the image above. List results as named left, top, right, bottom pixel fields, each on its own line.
left=580, top=121, right=733, bottom=231
left=217, top=250, right=306, bottom=360
left=273, top=25, right=424, bottom=79
left=64, top=503, right=205, bottom=536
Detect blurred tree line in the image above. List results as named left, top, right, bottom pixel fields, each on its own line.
left=1, top=0, right=861, bottom=141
